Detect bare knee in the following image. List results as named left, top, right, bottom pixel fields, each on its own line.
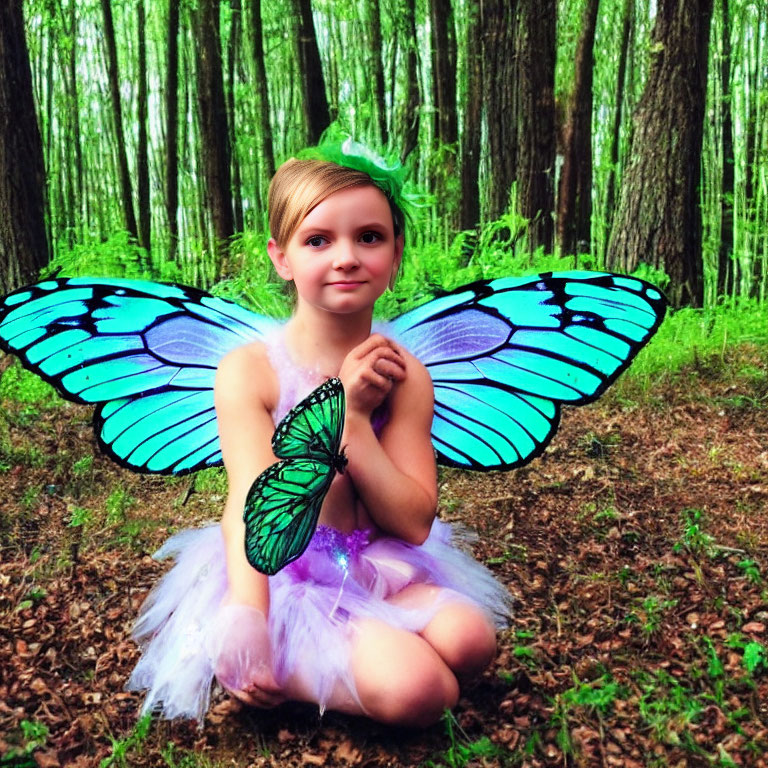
left=357, top=657, right=459, bottom=727
left=422, top=604, right=497, bottom=679
left=352, top=621, right=459, bottom=727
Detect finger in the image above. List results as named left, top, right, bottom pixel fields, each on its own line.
left=366, top=346, right=406, bottom=372
left=355, top=334, right=400, bottom=358
left=360, top=369, right=395, bottom=393
left=374, top=358, right=406, bottom=381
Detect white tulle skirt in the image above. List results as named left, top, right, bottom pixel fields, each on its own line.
left=126, top=520, right=512, bottom=721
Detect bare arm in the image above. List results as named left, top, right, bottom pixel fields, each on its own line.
left=214, top=344, right=284, bottom=707
left=339, top=336, right=437, bottom=544
left=215, top=344, right=279, bottom=611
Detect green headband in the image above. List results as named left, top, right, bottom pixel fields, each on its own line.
left=296, top=130, right=423, bottom=228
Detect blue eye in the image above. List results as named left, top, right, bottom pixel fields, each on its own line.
left=306, top=236, right=326, bottom=248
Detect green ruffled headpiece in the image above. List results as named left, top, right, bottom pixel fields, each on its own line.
left=296, top=128, right=422, bottom=233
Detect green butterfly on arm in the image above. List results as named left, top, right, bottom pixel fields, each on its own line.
left=243, top=378, right=347, bottom=576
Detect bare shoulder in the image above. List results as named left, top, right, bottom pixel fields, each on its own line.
left=395, top=347, right=434, bottom=410
left=215, top=341, right=279, bottom=413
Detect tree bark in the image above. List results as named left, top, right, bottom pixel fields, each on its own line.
left=557, top=0, right=599, bottom=256
left=482, top=0, right=517, bottom=222
left=137, top=0, right=151, bottom=251
left=607, top=0, right=714, bottom=308
left=430, top=0, right=457, bottom=150
left=603, top=0, right=633, bottom=257
left=166, top=0, right=180, bottom=262
left=367, top=0, right=387, bottom=145
left=515, top=0, right=556, bottom=252
left=0, top=0, right=49, bottom=293
left=292, top=0, right=330, bottom=145
left=247, top=0, right=275, bottom=190
left=100, top=0, right=138, bottom=240
left=397, top=0, right=420, bottom=163
left=228, top=0, right=244, bottom=233
left=460, top=0, right=482, bottom=231
left=716, top=0, right=734, bottom=297
left=197, top=0, right=235, bottom=274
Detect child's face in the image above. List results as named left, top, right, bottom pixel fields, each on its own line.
left=268, top=185, right=403, bottom=315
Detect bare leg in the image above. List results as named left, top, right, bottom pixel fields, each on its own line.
left=388, top=584, right=497, bottom=679
left=281, top=617, right=458, bottom=727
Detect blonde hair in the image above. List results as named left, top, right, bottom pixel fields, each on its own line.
left=268, top=158, right=404, bottom=248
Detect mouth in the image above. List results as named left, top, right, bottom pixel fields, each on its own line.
left=328, top=281, right=365, bottom=288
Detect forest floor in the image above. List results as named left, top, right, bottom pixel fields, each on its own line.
left=1, top=346, right=768, bottom=768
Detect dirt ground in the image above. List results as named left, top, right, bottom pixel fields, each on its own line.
left=1, top=347, right=767, bottom=767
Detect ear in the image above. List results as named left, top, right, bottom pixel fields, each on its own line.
left=267, top=238, right=293, bottom=281
left=390, top=234, right=404, bottom=285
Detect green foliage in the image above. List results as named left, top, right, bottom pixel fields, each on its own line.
left=0, top=719, right=49, bottom=763
left=623, top=300, right=768, bottom=385
left=68, top=506, right=94, bottom=528
left=105, top=485, right=136, bottom=525
left=193, top=467, right=228, bottom=497
left=673, top=508, right=715, bottom=556
left=424, top=711, right=504, bottom=768
left=100, top=713, right=152, bottom=768
left=737, top=558, right=762, bottom=585
left=45, top=232, right=154, bottom=280
left=636, top=669, right=704, bottom=745
left=742, top=641, right=767, bottom=675
left=626, top=595, right=679, bottom=638
left=0, top=362, right=59, bottom=406
left=560, top=674, right=626, bottom=716
left=551, top=674, right=626, bottom=756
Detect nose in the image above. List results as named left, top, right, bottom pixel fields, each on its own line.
left=332, top=240, right=360, bottom=270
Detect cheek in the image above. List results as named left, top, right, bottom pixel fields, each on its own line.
left=369, top=251, right=397, bottom=279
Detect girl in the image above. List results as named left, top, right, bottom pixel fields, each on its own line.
left=127, top=140, right=511, bottom=727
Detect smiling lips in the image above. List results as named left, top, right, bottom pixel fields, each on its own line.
left=328, top=281, right=365, bottom=289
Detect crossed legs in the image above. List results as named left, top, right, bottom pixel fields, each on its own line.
left=349, top=585, right=497, bottom=727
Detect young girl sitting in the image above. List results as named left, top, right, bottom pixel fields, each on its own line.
left=127, top=139, right=512, bottom=728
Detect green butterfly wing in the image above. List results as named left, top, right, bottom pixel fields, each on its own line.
left=272, top=377, right=346, bottom=463
left=244, top=377, right=346, bottom=575
left=243, top=457, right=333, bottom=575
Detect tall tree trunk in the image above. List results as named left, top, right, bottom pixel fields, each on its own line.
left=228, top=0, right=244, bottom=233
left=197, top=0, right=234, bottom=275
left=557, top=0, right=599, bottom=256
left=397, top=0, right=420, bottom=163
left=515, top=0, right=556, bottom=252
left=100, top=0, right=138, bottom=240
left=166, top=0, right=180, bottom=262
left=607, top=0, right=714, bottom=308
left=429, top=0, right=457, bottom=150
left=745, top=4, right=764, bottom=298
left=137, top=0, right=151, bottom=252
left=604, top=0, right=633, bottom=257
left=0, top=0, right=49, bottom=293
left=367, top=0, right=387, bottom=146
left=460, top=0, right=482, bottom=231
left=717, top=0, right=734, bottom=298
left=292, top=0, right=330, bottom=145
left=429, top=0, right=458, bottom=226
left=247, top=0, right=275, bottom=199
left=482, top=0, right=516, bottom=222
left=63, top=0, right=83, bottom=246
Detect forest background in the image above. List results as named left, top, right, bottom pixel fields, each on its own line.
left=0, top=0, right=766, bottom=314
left=2, top=0, right=768, bottom=766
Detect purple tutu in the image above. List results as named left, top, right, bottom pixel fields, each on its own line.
left=127, top=519, right=512, bottom=721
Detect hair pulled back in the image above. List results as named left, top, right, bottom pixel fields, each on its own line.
left=268, top=159, right=404, bottom=248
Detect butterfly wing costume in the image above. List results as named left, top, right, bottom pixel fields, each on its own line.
left=0, top=271, right=666, bottom=719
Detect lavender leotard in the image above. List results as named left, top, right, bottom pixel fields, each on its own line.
left=126, top=332, right=512, bottom=721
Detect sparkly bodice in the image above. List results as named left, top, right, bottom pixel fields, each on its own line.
left=264, top=329, right=390, bottom=433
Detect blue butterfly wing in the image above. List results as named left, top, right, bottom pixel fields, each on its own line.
left=0, top=277, right=277, bottom=474
left=388, top=271, right=667, bottom=471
